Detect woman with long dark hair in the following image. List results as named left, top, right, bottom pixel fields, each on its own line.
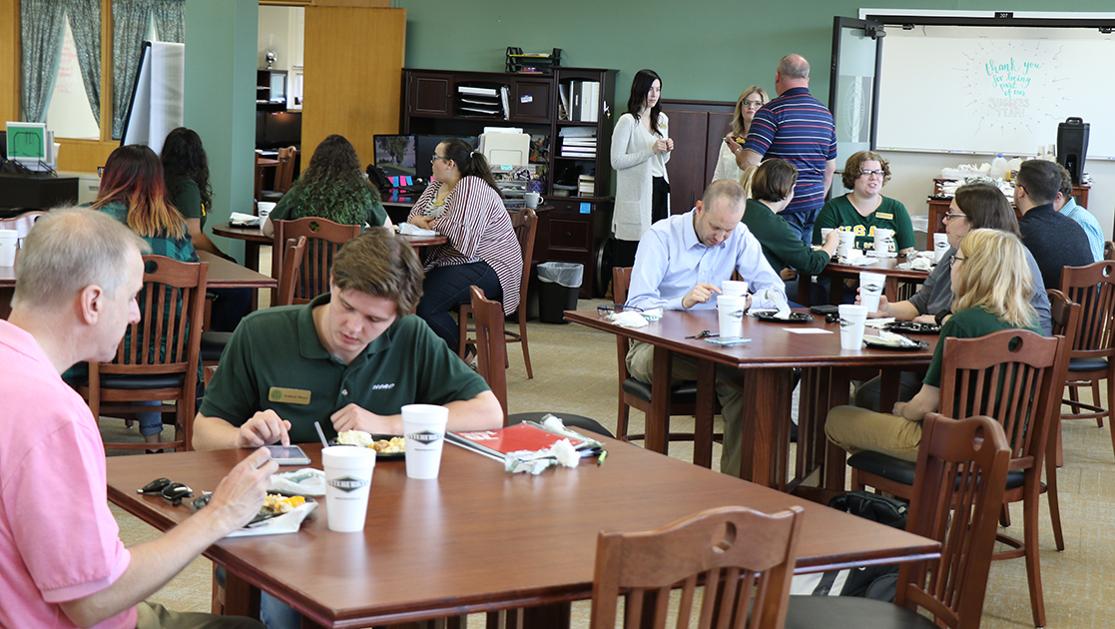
left=161, top=127, right=226, bottom=257
left=407, top=138, right=522, bottom=353
left=263, top=134, right=390, bottom=236
left=610, top=68, right=673, bottom=268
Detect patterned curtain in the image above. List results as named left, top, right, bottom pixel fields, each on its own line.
left=19, top=0, right=66, bottom=122
left=65, top=0, right=102, bottom=125
left=151, top=0, right=184, bottom=43
left=111, top=0, right=185, bottom=138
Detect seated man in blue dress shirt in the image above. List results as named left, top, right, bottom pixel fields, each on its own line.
left=1054, top=163, right=1103, bottom=262
left=624, top=179, right=786, bottom=476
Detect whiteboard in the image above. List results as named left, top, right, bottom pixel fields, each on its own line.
left=121, top=41, right=185, bottom=154
left=876, top=25, right=1115, bottom=159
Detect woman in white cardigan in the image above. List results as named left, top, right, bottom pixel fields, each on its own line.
left=610, top=69, right=673, bottom=268
left=711, top=85, right=769, bottom=184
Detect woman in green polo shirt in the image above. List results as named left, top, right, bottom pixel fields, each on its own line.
left=824, top=228, right=1040, bottom=461
left=812, top=150, right=915, bottom=255
left=742, top=158, right=839, bottom=278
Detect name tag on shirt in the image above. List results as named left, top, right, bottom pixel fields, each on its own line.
left=269, top=387, right=312, bottom=405
left=876, top=212, right=894, bottom=220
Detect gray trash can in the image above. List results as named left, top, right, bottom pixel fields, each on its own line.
left=537, top=262, right=583, bottom=323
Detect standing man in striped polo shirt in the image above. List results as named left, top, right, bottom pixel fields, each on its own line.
left=737, top=54, right=837, bottom=243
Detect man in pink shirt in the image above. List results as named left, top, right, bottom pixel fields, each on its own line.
left=0, top=209, right=272, bottom=628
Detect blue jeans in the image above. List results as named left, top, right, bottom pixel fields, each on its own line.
left=416, top=261, right=502, bottom=353
left=780, top=208, right=821, bottom=245
left=138, top=401, right=163, bottom=437
left=260, top=592, right=301, bottom=629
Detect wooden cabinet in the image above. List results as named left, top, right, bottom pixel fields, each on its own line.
left=925, top=180, right=1091, bottom=239
left=403, top=67, right=617, bottom=297
left=660, top=99, right=735, bottom=215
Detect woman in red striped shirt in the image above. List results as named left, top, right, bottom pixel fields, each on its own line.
left=408, top=138, right=522, bottom=353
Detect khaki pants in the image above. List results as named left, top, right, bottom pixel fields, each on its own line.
left=825, top=404, right=922, bottom=462
left=626, top=341, right=745, bottom=476
left=136, top=601, right=262, bottom=629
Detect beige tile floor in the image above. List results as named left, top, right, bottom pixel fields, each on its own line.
left=107, top=299, right=1115, bottom=628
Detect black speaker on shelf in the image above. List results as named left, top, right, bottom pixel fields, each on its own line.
left=1057, top=117, right=1089, bottom=185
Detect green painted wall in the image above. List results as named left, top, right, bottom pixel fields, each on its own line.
left=395, top=1, right=1115, bottom=105
left=184, top=0, right=257, bottom=262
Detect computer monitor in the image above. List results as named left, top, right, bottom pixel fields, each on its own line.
left=259, top=112, right=301, bottom=149
left=415, top=134, right=477, bottom=181
left=5, top=122, right=47, bottom=163
left=373, top=134, right=416, bottom=181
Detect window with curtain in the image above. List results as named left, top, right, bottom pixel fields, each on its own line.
left=110, top=0, right=185, bottom=139
left=45, top=16, right=100, bottom=139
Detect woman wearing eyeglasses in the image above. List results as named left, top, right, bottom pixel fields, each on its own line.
left=811, top=150, right=915, bottom=255
left=407, top=138, right=522, bottom=354
left=712, top=85, right=769, bottom=184
left=827, top=228, right=1042, bottom=461
left=854, top=182, right=1051, bottom=410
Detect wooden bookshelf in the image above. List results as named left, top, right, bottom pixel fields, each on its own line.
left=402, top=67, right=617, bottom=296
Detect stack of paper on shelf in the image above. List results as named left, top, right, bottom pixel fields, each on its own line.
left=457, top=85, right=509, bottom=119
left=558, top=126, right=596, bottom=158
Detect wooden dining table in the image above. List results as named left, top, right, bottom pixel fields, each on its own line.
left=798, top=255, right=932, bottom=305
left=0, top=251, right=275, bottom=319
left=211, top=222, right=448, bottom=273
left=565, top=308, right=939, bottom=491
left=106, top=441, right=939, bottom=628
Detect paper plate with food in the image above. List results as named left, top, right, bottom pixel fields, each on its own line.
left=335, top=430, right=407, bottom=460
left=226, top=493, right=317, bottom=538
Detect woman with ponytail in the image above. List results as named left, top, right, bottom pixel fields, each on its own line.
left=407, top=138, right=522, bottom=353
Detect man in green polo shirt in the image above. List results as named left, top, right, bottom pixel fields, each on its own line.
left=192, top=229, right=502, bottom=450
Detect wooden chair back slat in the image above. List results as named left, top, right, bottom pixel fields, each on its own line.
left=272, top=217, right=361, bottom=304
left=276, top=236, right=308, bottom=307
left=1061, top=262, right=1115, bottom=356
left=897, top=414, right=1011, bottom=629
left=470, top=285, right=509, bottom=422
left=109, top=257, right=208, bottom=372
left=938, top=330, right=1061, bottom=467
left=513, top=208, right=538, bottom=299
left=590, top=505, right=803, bottom=629
left=273, top=146, right=298, bottom=193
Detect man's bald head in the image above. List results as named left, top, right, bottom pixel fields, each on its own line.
left=12, top=208, right=149, bottom=310
left=775, top=54, right=811, bottom=93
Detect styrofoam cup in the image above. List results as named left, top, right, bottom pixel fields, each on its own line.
left=873, top=228, right=895, bottom=257
left=838, top=304, right=868, bottom=350
left=837, top=231, right=856, bottom=259
left=933, top=233, right=950, bottom=263
left=721, top=280, right=748, bottom=298
left=322, top=446, right=376, bottom=532
left=717, top=294, right=746, bottom=339
left=257, top=202, right=276, bottom=232
left=403, top=404, right=449, bottom=480
left=0, top=230, right=17, bottom=267
left=859, top=271, right=885, bottom=312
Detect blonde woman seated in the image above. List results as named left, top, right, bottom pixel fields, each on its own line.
left=826, top=228, right=1041, bottom=461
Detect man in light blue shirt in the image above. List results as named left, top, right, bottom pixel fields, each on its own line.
left=1055, top=164, right=1103, bottom=262
left=625, top=179, right=785, bottom=476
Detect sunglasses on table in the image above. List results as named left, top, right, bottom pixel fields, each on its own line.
left=137, top=477, right=195, bottom=506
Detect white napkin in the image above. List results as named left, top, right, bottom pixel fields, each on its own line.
left=609, top=311, right=648, bottom=328
left=397, top=222, right=438, bottom=237
left=226, top=502, right=317, bottom=538
left=843, top=255, right=880, bottom=267
left=864, top=317, right=896, bottom=329
left=229, top=212, right=261, bottom=227
left=268, top=468, right=326, bottom=497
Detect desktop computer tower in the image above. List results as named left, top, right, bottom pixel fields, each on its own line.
left=1057, top=117, right=1089, bottom=185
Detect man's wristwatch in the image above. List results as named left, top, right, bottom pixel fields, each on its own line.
left=934, top=310, right=952, bottom=326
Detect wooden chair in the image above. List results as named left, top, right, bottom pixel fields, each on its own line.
left=470, top=285, right=610, bottom=437
left=459, top=207, right=538, bottom=378
left=1044, top=289, right=1081, bottom=553
left=259, top=146, right=299, bottom=203
left=787, top=415, right=1011, bottom=629
left=612, top=266, right=721, bottom=465
left=276, top=235, right=308, bottom=307
left=590, top=505, right=804, bottom=629
left=82, top=256, right=208, bottom=452
left=271, top=217, right=361, bottom=304
left=848, top=329, right=1066, bottom=627
left=1058, top=261, right=1115, bottom=459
